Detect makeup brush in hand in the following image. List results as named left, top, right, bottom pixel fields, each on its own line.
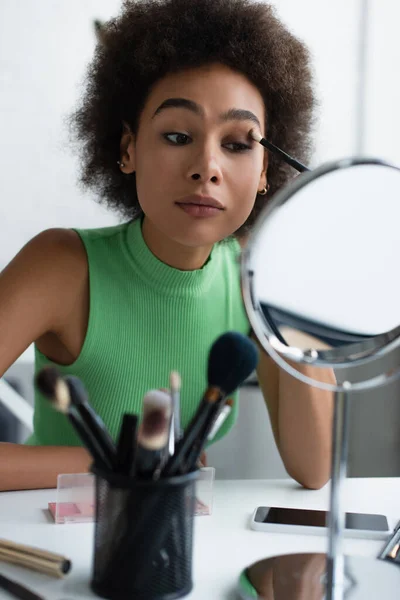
left=249, top=128, right=310, bottom=173
left=35, top=367, right=116, bottom=471
left=163, top=331, right=259, bottom=476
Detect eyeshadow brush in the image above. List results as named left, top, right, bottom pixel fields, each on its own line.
left=249, top=128, right=310, bottom=173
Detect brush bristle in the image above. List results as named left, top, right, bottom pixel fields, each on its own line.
left=139, top=410, right=170, bottom=450
left=143, top=389, right=171, bottom=413
left=169, top=371, right=181, bottom=392
left=35, top=367, right=59, bottom=398
left=140, top=390, right=171, bottom=449
left=35, top=367, right=70, bottom=413
left=207, top=332, right=259, bottom=395
left=249, top=128, right=262, bottom=143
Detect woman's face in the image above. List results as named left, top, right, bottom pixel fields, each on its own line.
left=122, top=63, right=267, bottom=248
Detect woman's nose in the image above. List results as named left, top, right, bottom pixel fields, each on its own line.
left=188, top=145, right=223, bottom=184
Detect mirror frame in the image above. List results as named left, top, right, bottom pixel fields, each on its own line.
left=241, top=157, right=400, bottom=371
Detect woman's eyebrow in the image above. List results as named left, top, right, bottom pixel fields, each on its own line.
left=152, top=97, right=261, bottom=129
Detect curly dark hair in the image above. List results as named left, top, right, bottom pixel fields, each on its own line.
left=70, top=0, right=316, bottom=237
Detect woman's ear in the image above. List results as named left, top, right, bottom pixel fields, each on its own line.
left=258, top=152, right=269, bottom=192
left=118, top=122, right=136, bottom=174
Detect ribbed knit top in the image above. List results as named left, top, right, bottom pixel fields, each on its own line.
left=27, top=218, right=250, bottom=447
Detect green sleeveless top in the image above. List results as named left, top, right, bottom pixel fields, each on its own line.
left=27, top=218, right=250, bottom=447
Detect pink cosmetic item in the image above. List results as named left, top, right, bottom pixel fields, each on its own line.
left=48, top=501, right=94, bottom=524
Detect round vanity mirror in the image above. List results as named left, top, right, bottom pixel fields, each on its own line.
left=242, top=158, right=400, bottom=391
left=240, top=157, right=400, bottom=600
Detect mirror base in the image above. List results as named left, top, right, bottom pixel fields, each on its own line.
left=238, top=553, right=400, bottom=599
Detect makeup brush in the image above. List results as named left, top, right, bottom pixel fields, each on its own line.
left=0, top=538, right=71, bottom=580
left=136, top=389, right=172, bottom=478
left=249, top=128, right=310, bottom=173
left=378, top=520, right=400, bottom=560
left=163, top=331, right=259, bottom=476
left=206, top=398, right=234, bottom=441
left=64, top=375, right=117, bottom=466
left=35, top=367, right=114, bottom=471
left=132, top=334, right=258, bottom=589
left=103, top=391, right=173, bottom=580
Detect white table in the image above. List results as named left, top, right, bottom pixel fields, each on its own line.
left=0, top=478, right=399, bottom=599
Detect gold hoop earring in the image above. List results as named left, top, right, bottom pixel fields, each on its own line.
left=258, top=185, right=268, bottom=196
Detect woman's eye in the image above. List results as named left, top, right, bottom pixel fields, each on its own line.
left=162, top=133, right=251, bottom=152
left=163, top=132, right=191, bottom=145
left=224, top=142, right=252, bottom=153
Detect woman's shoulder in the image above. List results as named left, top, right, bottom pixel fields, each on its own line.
left=27, top=228, right=87, bottom=270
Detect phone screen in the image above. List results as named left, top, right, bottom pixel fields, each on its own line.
left=254, top=507, right=389, bottom=531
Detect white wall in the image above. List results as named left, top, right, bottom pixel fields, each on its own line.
left=265, top=0, right=360, bottom=164
left=1, top=0, right=399, bottom=268
left=364, top=0, right=400, bottom=163
left=0, top=0, right=122, bottom=272
left=0, top=0, right=373, bottom=273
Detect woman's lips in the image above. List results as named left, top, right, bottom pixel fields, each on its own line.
left=175, top=203, right=223, bottom=218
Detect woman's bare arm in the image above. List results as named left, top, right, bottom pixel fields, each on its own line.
left=255, top=338, right=334, bottom=490
left=0, top=229, right=89, bottom=491
left=0, top=443, right=92, bottom=491
left=0, top=228, right=85, bottom=374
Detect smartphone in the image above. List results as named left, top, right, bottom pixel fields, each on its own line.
left=250, top=506, right=390, bottom=540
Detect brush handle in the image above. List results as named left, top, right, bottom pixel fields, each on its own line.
left=135, top=446, right=164, bottom=478
left=172, top=389, right=182, bottom=441
left=0, top=538, right=69, bottom=565
left=183, top=398, right=226, bottom=472
left=207, top=404, right=232, bottom=441
left=163, top=391, right=221, bottom=477
left=115, top=414, right=138, bottom=475
left=378, top=523, right=400, bottom=559
left=68, top=409, right=113, bottom=471
left=0, top=573, right=44, bottom=600
left=66, top=377, right=116, bottom=468
left=259, top=137, right=310, bottom=173
left=168, top=411, right=175, bottom=456
left=0, top=548, right=69, bottom=579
